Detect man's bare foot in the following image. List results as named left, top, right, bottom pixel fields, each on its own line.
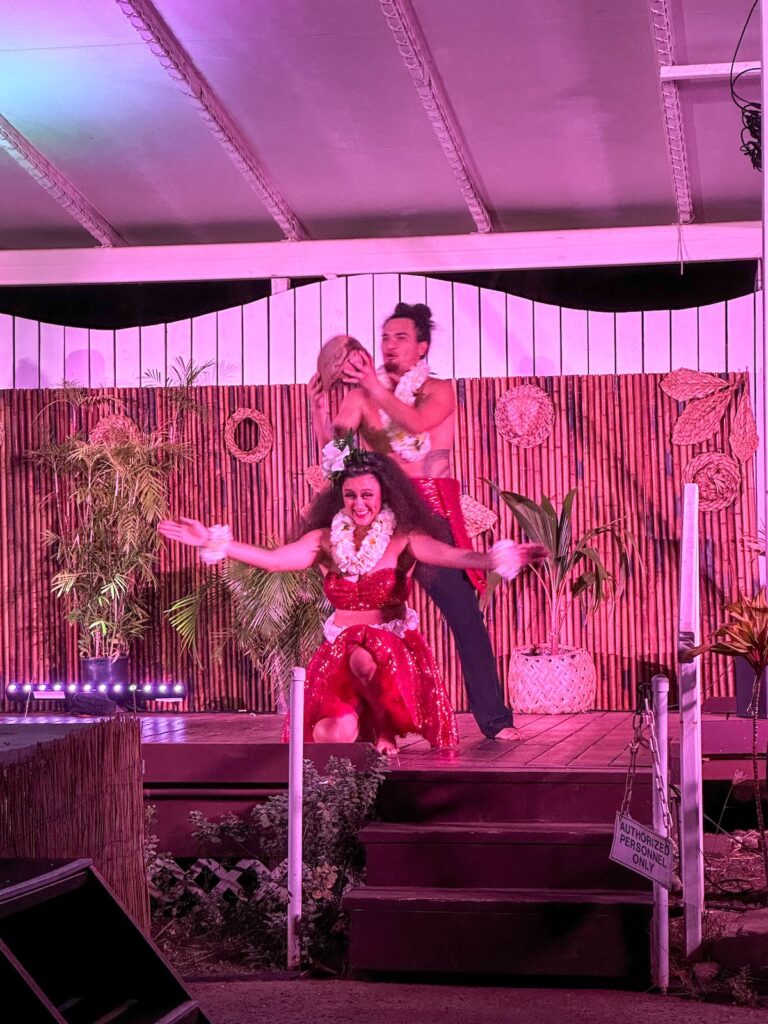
left=375, top=737, right=399, bottom=756
left=494, top=726, right=521, bottom=741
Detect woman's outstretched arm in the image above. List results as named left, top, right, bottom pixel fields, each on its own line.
left=158, top=518, right=325, bottom=572
left=407, top=531, right=548, bottom=578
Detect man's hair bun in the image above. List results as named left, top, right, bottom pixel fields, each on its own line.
left=389, top=302, right=435, bottom=345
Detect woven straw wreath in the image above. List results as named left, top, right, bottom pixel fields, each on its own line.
left=495, top=384, right=554, bottom=447
left=90, top=414, right=141, bottom=445
left=682, top=452, right=740, bottom=512
left=224, top=408, right=273, bottom=464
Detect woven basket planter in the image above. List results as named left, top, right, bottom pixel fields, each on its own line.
left=508, top=645, right=596, bottom=714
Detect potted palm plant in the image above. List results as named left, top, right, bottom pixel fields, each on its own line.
left=683, top=589, right=768, bottom=888
left=484, top=488, right=638, bottom=714
left=168, top=554, right=328, bottom=706
left=31, top=366, right=201, bottom=691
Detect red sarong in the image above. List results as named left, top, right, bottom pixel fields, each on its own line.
left=291, top=624, right=458, bottom=750
left=412, top=477, right=485, bottom=594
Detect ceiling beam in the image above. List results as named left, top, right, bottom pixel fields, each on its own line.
left=115, top=0, right=308, bottom=241
left=648, top=0, right=694, bottom=224
left=379, top=0, right=493, bottom=233
left=660, top=61, right=760, bottom=83
left=0, top=114, right=126, bottom=247
left=0, top=222, right=758, bottom=286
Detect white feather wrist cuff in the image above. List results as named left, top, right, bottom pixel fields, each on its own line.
left=490, top=540, right=525, bottom=581
left=199, top=524, right=233, bottom=565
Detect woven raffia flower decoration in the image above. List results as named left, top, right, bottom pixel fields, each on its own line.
left=460, top=494, right=497, bottom=539
left=224, top=408, right=273, bottom=464
left=495, top=384, right=554, bottom=448
left=682, top=453, right=741, bottom=512
left=90, top=414, right=141, bottom=445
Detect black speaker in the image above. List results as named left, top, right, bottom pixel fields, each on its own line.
left=0, top=859, right=210, bottom=1024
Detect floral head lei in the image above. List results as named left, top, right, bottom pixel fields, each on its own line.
left=320, top=432, right=377, bottom=486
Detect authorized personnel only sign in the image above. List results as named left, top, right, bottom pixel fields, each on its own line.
left=610, top=812, right=674, bottom=889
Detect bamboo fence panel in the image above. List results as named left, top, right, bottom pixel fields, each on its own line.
left=0, top=716, right=149, bottom=931
left=0, top=373, right=759, bottom=712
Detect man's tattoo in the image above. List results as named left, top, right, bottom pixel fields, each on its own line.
left=422, top=448, right=451, bottom=478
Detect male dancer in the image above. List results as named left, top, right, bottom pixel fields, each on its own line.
left=308, top=302, right=517, bottom=740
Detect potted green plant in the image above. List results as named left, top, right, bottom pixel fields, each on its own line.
left=484, top=488, right=639, bottom=714
left=31, top=366, right=202, bottom=691
left=684, top=589, right=768, bottom=888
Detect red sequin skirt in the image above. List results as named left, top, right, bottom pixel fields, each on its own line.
left=291, top=624, right=457, bottom=750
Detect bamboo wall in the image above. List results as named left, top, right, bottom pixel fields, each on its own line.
left=0, top=372, right=759, bottom=711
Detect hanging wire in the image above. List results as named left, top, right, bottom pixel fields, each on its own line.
left=730, top=0, right=761, bottom=171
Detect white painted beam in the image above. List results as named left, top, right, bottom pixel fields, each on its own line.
left=660, top=61, right=760, bottom=82
left=0, top=114, right=125, bottom=248
left=678, top=483, right=704, bottom=957
left=115, top=0, right=308, bottom=241
left=648, top=0, right=694, bottom=223
left=0, top=222, right=758, bottom=286
left=379, top=0, right=492, bottom=233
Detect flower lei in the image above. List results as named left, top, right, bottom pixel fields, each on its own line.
left=329, top=505, right=396, bottom=580
left=376, top=359, right=431, bottom=462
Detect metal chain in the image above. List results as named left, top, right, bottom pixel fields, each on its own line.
left=620, top=701, right=676, bottom=852
left=620, top=710, right=645, bottom=816
left=642, top=696, right=677, bottom=843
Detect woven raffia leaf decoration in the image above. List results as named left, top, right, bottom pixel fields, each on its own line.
left=459, top=494, right=497, bottom=539
left=671, top=385, right=736, bottom=446
left=660, top=368, right=728, bottom=401
left=729, top=391, right=759, bottom=463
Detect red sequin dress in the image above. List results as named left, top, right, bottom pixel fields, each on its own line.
left=296, top=567, right=457, bottom=749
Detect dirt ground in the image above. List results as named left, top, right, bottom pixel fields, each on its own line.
left=189, top=980, right=768, bottom=1024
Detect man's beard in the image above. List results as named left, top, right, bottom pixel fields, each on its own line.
left=383, top=360, right=399, bottom=374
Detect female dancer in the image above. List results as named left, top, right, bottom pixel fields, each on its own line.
left=158, top=448, right=545, bottom=755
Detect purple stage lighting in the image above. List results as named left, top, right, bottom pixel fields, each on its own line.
left=5, top=679, right=188, bottom=704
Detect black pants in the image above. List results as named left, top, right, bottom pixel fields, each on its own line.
left=413, top=559, right=513, bottom=738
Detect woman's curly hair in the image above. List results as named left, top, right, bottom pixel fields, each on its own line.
left=300, top=451, right=444, bottom=539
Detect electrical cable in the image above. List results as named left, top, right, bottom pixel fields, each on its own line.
left=730, top=0, right=761, bottom=171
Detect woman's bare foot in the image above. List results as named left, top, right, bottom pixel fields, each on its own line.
left=375, top=736, right=399, bottom=756
left=494, top=726, right=521, bottom=741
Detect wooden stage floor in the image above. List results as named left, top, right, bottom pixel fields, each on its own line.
left=135, top=711, right=652, bottom=770
left=1, top=705, right=764, bottom=777
left=1, top=710, right=651, bottom=771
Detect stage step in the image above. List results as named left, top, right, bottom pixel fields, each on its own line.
left=344, top=885, right=653, bottom=982
left=361, top=820, right=651, bottom=891
left=377, top=767, right=652, bottom=824
left=349, top=766, right=654, bottom=982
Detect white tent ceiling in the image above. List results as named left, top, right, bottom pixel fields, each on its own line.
left=0, top=0, right=761, bottom=254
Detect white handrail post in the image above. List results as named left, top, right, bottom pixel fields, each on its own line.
left=651, top=673, right=670, bottom=992
left=287, top=666, right=306, bottom=970
left=761, top=0, right=768, bottom=586
left=678, top=483, right=704, bottom=956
